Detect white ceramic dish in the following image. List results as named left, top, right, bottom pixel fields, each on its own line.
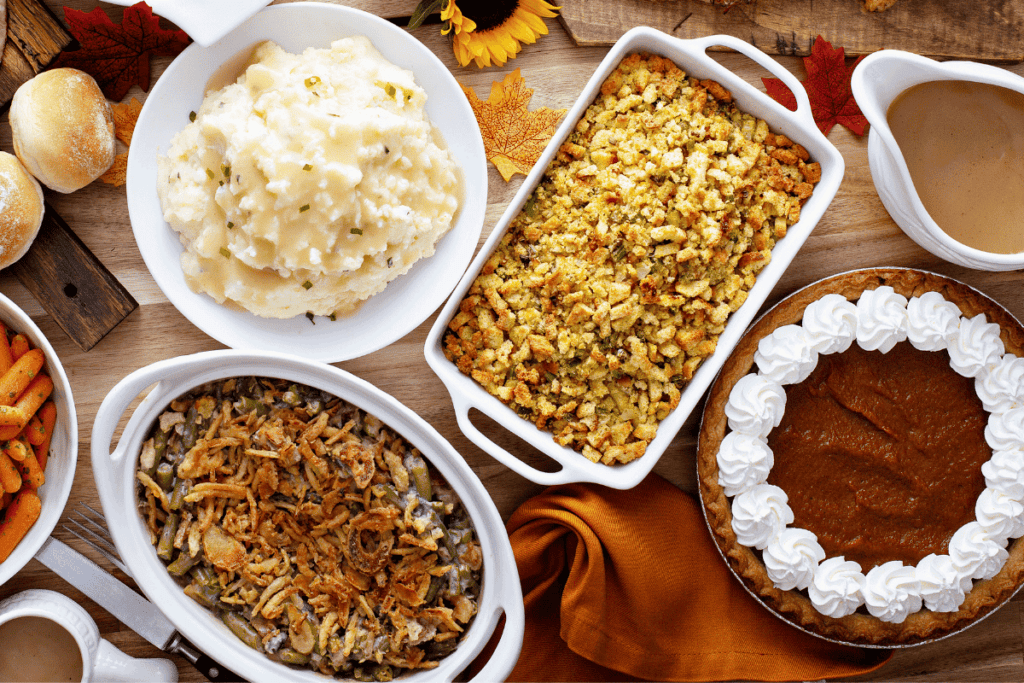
left=126, top=2, right=487, bottom=363
left=0, top=293, right=77, bottom=586
left=424, top=27, right=845, bottom=490
left=852, top=50, right=1024, bottom=271
left=105, top=0, right=272, bottom=47
left=90, top=350, right=523, bottom=683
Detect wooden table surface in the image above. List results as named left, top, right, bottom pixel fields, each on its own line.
left=1, top=1, right=1022, bottom=681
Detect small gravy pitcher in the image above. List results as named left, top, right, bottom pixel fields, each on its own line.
left=0, top=589, right=178, bottom=683
left=851, top=50, right=1024, bottom=271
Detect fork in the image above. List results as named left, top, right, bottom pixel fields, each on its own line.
left=54, top=502, right=246, bottom=682
left=62, top=502, right=133, bottom=577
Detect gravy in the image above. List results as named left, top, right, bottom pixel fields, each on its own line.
left=887, top=80, right=1024, bottom=255
left=0, top=616, right=84, bottom=682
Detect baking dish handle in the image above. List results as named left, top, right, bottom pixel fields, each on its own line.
left=450, top=392, right=595, bottom=486
left=93, top=360, right=177, bottom=466
left=466, top=550, right=526, bottom=681
left=684, top=34, right=817, bottom=132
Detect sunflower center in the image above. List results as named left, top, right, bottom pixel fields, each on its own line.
left=454, top=0, right=519, bottom=31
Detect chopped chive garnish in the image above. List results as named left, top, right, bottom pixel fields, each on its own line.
left=329, top=313, right=337, bottom=321
left=227, top=222, right=234, bottom=229
left=303, top=164, right=312, bottom=171
left=387, top=257, right=393, bottom=267
left=350, top=228, right=363, bottom=235
left=218, top=180, right=224, bottom=186
left=299, top=204, right=310, bottom=213
left=302, top=280, right=312, bottom=290
left=223, top=166, right=231, bottom=177
left=206, top=168, right=215, bottom=179
left=189, top=111, right=197, bottom=122
left=220, top=247, right=231, bottom=258
left=305, top=312, right=316, bottom=324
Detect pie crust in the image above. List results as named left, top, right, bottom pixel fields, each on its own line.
left=697, top=268, right=1024, bottom=646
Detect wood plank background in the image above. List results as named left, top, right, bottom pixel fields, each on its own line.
left=1, top=1, right=1022, bottom=681
left=558, top=0, right=1024, bottom=62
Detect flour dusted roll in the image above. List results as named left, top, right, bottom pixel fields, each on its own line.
left=0, top=151, right=44, bottom=269
left=9, top=68, right=115, bottom=193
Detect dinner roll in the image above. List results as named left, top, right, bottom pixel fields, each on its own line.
left=0, top=151, right=45, bottom=269
left=10, top=68, right=116, bottom=193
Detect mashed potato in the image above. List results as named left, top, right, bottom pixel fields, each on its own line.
left=156, top=37, right=462, bottom=318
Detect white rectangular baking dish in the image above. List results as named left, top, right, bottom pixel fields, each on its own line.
left=425, top=27, right=844, bottom=490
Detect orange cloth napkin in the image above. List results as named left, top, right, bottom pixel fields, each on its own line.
left=505, top=474, right=892, bottom=682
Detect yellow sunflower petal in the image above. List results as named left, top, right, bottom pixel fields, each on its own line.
left=522, top=0, right=561, bottom=17
left=515, top=9, right=549, bottom=36
left=507, top=15, right=543, bottom=44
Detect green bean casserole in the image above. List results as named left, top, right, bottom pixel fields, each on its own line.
left=135, top=377, right=482, bottom=680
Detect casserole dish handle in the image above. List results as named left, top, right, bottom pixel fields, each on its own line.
left=683, top=34, right=817, bottom=131
left=450, top=391, right=600, bottom=486
left=467, top=571, right=526, bottom=681
left=93, top=358, right=183, bottom=468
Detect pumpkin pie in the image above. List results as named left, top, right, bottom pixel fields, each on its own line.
left=698, top=268, right=1024, bottom=646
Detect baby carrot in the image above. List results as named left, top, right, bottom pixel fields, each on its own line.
left=3, top=439, right=30, bottom=462
left=0, top=325, right=12, bottom=377
left=0, top=450, right=21, bottom=493
left=0, top=489, right=41, bottom=562
left=0, top=406, right=27, bottom=428
left=13, top=442, right=43, bottom=489
left=9, top=334, right=29, bottom=361
left=24, top=413, right=44, bottom=446
left=0, top=374, right=52, bottom=440
left=32, top=402, right=55, bottom=472
left=0, top=348, right=44, bottom=407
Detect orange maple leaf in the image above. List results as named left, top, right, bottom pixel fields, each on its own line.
left=100, top=97, right=142, bottom=187
left=460, top=70, right=566, bottom=182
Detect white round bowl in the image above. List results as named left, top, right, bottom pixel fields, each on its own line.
left=90, top=350, right=523, bottom=683
left=126, top=2, right=488, bottom=363
left=852, top=50, right=1024, bottom=271
left=0, top=293, right=78, bottom=586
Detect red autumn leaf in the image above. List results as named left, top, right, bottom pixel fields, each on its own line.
left=53, top=2, right=190, bottom=101
left=763, top=36, right=867, bottom=137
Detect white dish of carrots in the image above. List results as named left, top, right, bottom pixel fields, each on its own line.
left=0, top=293, right=77, bottom=585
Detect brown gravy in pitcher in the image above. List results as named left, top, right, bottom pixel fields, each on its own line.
left=886, top=80, right=1024, bottom=255
left=0, top=616, right=84, bottom=682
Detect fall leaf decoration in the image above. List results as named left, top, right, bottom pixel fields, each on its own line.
left=100, top=97, right=142, bottom=187
left=762, top=36, right=867, bottom=137
left=99, top=153, right=128, bottom=187
left=111, top=97, right=142, bottom=147
left=54, top=2, right=190, bottom=102
left=461, top=69, right=566, bottom=182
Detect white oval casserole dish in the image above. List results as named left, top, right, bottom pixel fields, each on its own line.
left=425, top=26, right=845, bottom=489
left=90, top=350, right=523, bottom=682
left=852, top=49, right=1024, bottom=271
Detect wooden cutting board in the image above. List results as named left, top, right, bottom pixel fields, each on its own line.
left=559, top=0, right=1024, bottom=62
left=0, top=0, right=72, bottom=106
left=0, top=0, right=138, bottom=350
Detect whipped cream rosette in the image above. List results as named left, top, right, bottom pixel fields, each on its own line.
left=699, top=270, right=1024, bottom=646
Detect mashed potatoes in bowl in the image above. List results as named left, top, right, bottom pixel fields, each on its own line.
left=156, top=37, right=462, bottom=319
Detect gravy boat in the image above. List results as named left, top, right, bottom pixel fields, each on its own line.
left=852, top=50, right=1024, bottom=271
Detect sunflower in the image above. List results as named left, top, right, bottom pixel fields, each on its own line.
left=410, top=0, right=560, bottom=68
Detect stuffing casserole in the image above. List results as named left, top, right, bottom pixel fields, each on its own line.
left=135, top=377, right=481, bottom=680
left=444, top=53, right=821, bottom=465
